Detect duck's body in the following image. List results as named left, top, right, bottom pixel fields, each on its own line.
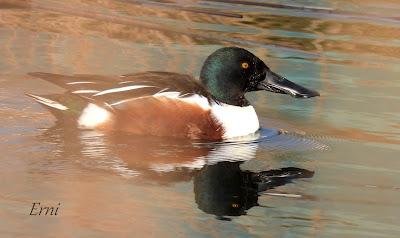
left=28, top=47, right=319, bottom=140
left=28, top=72, right=259, bottom=140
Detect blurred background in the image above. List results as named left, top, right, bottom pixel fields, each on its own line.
left=0, top=0, right=399, bottom=237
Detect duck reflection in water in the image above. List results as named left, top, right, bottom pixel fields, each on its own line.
left=38, top=122, right=317, bottom=219
left=194, top=162, right=313, bottom=220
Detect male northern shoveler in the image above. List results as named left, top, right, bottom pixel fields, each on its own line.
left=27, top=47, right=319, bottom=140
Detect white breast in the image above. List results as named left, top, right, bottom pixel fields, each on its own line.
left=163, top=94, right=260, bottom=139
left=211, top=103, right=260, bottom=139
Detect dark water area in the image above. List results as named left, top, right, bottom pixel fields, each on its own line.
left=1, top=0, right=399, bottom=237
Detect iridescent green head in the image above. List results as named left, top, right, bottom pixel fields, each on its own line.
left=200, top=47, right=319, bottom=106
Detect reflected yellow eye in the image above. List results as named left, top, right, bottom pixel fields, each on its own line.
left=241, top=62, right=249, bottom=69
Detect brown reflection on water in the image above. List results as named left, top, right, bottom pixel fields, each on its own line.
left=0, top=0, right=221, bottom=46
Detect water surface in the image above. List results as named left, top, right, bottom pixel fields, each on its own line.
left=1, top=0, right=400, bottom=237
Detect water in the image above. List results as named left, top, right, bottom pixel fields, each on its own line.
left=1, top=0, right=399, bottom=237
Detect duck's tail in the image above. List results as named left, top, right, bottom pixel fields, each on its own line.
left=26, top=93, right=69, bottom=111
left=26, top=92, right=89, bottom=122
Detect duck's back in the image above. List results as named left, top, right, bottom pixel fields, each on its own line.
left=28, top=72, right=226, bottom=140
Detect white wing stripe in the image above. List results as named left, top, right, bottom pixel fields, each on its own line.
left=72, top=90, right=100, bottom=94
left=27, top=94, right=68, bottom=111
left=153, top=91, right=181, bottom=98
left=94, top=85, right=154, bottom=96
left=109, top=94, right=211, bottom=111
left=119, top=81, right=134, bottom=84
left=110, top=97, right=144, bottom=106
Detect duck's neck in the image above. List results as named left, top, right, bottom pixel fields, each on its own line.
left=205, top=84, right=249, bottom=107
left=200, top=73, right=248, bottom=106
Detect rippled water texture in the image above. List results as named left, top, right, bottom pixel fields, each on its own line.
left=1, top=0, right=400, bottom=237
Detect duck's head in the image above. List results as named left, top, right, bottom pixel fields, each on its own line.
left=200, top=47, right=319, bottom=106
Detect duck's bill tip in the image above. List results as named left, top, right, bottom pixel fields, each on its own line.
left=257, top=71, right=320, bottom=99
left=293, top=89, right=320, bottom=98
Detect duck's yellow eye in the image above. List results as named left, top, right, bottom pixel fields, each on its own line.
left=241, top=62, right=249, bottom=69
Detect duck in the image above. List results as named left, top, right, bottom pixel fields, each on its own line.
left=27, top=47, right=319, bottom=141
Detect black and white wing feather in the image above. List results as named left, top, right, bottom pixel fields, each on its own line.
left=28, top=72, right=215, bottom=108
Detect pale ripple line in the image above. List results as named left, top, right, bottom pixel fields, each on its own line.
left=197, top=129, right=329, bottom=152
left=263, top=192, right=302, bottom=198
